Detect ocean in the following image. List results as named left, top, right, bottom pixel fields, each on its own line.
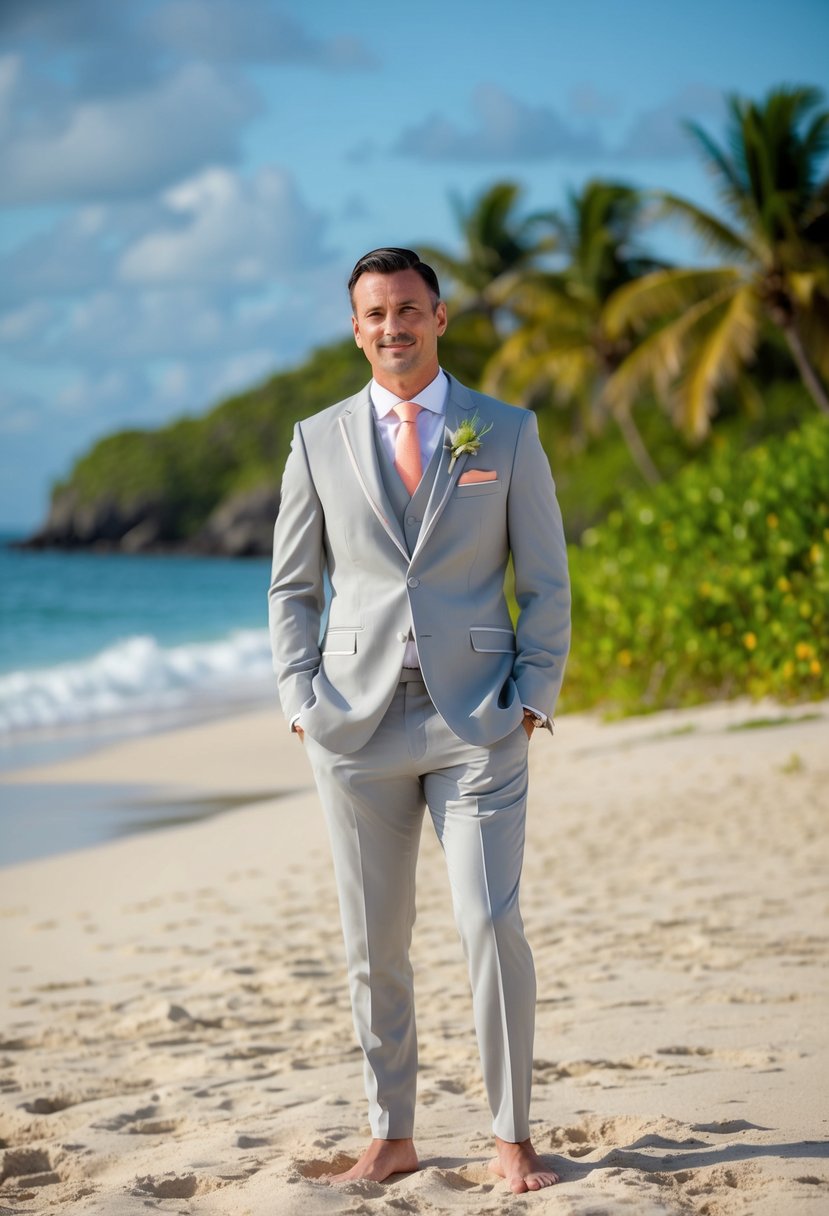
left=0, top=536, right=275, bottom=766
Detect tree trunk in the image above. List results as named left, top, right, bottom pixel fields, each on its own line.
left=614, top=409, right=662, bottom=486
left=783, top=321, right=829, bottom=416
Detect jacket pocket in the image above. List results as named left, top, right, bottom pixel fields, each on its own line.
left=470, top=626, right=516, bottom=654
left=455, top=479, right=501, bottom=497
left=322, top=629, right=357, bottom=656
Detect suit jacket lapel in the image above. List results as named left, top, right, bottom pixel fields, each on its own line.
left=338, top=389, right=409, bottom=561
left=411, top=375, right=476, bottom=563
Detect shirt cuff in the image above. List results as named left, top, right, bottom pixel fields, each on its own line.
left=522, top=704, right=547, bottom=724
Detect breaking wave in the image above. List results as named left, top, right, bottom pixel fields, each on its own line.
left=0, top=629, right=273, bottom=735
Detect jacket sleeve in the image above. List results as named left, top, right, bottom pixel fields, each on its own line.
left=507, top=409, right=571, bottom=724
left=268, top=422, right=325, bottom=724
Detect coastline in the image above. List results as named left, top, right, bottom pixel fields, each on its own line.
left=1, top=698, right=827, bottom=1213
left=0, top=690, right=281, bottom=866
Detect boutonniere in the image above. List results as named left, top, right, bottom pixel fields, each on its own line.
left=447, top=413, right=494, bottom=472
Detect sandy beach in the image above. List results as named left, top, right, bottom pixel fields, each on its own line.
left=1, top=698, right=827, bottom=1214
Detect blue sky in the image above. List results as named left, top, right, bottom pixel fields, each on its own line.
left=1, top=0, right=827, bottom=528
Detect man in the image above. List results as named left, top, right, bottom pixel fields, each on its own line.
left=269, top=248, right=570, bottom=1193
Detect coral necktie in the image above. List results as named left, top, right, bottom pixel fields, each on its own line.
left=393, top=402, right=423, bottom=496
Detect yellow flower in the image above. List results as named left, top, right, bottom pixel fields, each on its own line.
left=777, top=576, right=791, bottom=593
left=743, top=632, right=757, bottom=651
left=782, top=660, right=795, bottom=679
left=810, top=659, right=822, bottom=675
left=618, top=649, right=633, bottom=667
left=795, top=642, right=813, bottom=660
left=766, top=513, right=779, bottom=529
left=809, top=544, right=823, bottom=565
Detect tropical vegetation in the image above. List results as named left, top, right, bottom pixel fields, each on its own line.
left=563, top=415, right=829, bottom=713
left=32, top=82, right=829, bottom=712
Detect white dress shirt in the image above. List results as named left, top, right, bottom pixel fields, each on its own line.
left=370, top=369, right=448, bottom=470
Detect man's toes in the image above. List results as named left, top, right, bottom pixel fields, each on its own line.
left=535, top=1169, right=559, bottom=1188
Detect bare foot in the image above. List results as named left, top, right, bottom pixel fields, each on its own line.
left=328, top=1137, right=418, bottom=1183
left=489, top=1136, right=560, bottom=1193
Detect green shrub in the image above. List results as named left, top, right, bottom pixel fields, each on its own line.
left=563, top=416, right=829, bottom=713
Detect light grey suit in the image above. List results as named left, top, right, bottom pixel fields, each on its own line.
left=269, top=373, right=570, bottom=1141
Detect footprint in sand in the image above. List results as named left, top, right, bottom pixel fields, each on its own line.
left=134, top=1172, right=199, bottom=1198
left=0, top=1146, right=60, bottom=1188
left=21, top=1094, right=79, bottom=1114
left=691, top=1118, right=770, bottom=1133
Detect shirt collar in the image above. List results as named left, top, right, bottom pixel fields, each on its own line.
left=370, top=369, right=448, bottom=420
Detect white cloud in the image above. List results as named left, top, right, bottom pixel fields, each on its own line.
left=395, top=83, right=604, bottom=163
left=568, top=83, right=618, bottom=120
left=53, top=288, right=231, bottom=359
left=620, top=85, right=725, bottom=160
left=0, top=300, right=55, bottom=343
left=2, top=269, right=348, bottom=368
left=155, top=360, right=195, bottom=405
left=149, top=0, right=375, bottom=69
left=0, top=200, right=168, bottom=306
left=152, top=348, right=296, bottom=416
left=53, top=366, right=151, bottom=418
left=0, top=384, right=41, bottom=434
left=118, top=166, right=331, bottom=285
left=213, top=349, right=276, bottom=395
left=1, top=0, right=127, bottom=45
left=0, top=55, right=21, bottom=135
left=0, top=62, right=258, bottom=204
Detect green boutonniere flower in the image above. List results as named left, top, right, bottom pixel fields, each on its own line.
left=447, top=413, right=494, bottom=472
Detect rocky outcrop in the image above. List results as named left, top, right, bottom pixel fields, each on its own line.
left=20, top=489, right=173, bottom=552
left=193, top=486, right=280, bottom=557
left=18, top=485, right=280, bottom=557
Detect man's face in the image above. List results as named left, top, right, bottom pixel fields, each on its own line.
left=351, top=269, right=447, bottom=388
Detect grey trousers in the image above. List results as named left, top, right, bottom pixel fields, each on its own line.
left=303, top=673, right=536, bottom=1142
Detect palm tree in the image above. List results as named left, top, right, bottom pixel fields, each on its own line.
left=603, top=85, right=829, bottom=439
left=419, top=181, right=553, bottom=333
left=484, top=179, right=666, bottom=483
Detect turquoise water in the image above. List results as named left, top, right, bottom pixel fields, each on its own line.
left=0, top=537, right=275, bottom=739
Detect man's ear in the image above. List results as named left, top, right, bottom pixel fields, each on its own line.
left=436, top=300, right=448, bottom=337
left=351, top=315, right=363, bottom=348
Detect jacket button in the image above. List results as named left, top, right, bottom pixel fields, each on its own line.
left=407, top=577, right=420, bottom=588
left=406, top=515, right=418, bottom=525
left=397, top=631, right=408, bottom=643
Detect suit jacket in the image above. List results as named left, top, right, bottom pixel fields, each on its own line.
left=268, top=374, right=570, bottom=754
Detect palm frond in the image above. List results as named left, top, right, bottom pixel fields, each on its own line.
left=604, top=267, right=741, bottom=337
left=683, top=116, right=750, bottom=223
left=653, top=192, right=756, bottom=262
left=603, top=285, right=739, bottom=416
left=676, top=286, right=761, bottom=438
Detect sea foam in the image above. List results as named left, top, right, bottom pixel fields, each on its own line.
left=0, top=629, right=273, bottom=734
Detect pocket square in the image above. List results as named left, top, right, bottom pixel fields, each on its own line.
left=457, top=469, right=497, bottom=485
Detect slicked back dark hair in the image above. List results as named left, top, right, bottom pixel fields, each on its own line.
left=348, top=247, right=441, bottom=311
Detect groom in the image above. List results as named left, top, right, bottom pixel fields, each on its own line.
left=268, top=248, right=570, bottom=1192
